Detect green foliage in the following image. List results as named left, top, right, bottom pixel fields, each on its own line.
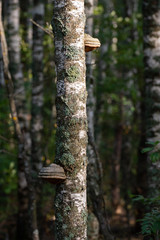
left=140, top=209, right=160, bottom=238
left=133, top=195, right=160, bottom=238
left=0, top=88, right=17, bottom=223
left=133, top=141, right=160, bottom=239
left=0, top=162, right=17, bottom=194
left=142, top=141, right=160, bottom=163
left=93, top=6, right=143, bottom=197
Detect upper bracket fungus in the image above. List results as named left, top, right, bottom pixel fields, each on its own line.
left=84, top=34, right=101, bottom=52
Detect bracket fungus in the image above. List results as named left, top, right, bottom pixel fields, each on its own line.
left=84, top=34, right=101, bottom=52
left=39, top=163, right=66, bottom=184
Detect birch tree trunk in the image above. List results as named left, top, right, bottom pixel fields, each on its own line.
left=85, top=0, right=98, bottom=238
left=29, top=1, right=44, bottom=239
left=20, top=0, right=33, bottom=46
left=0, top=1, right=4, bottom=87
left=85, top=0, right=114, bottom=239
left=0, top=20, right=4, bottom=86
left=142, top=0, right=160, bottom=197
left=7, top=1, right=30, bottom=239
left=52, top=0, right=87, bottom=239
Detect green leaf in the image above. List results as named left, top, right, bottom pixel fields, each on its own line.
left=141, top=147, right=153, bottom=153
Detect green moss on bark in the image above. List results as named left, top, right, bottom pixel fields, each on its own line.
left=66, top=66, right=80, bottom=82
left=65, top=46, right=82, bottom=60
left=52, top=15, right=68, bottom=38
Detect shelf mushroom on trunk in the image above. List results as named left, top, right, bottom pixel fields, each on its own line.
left=39, top=164, right=66, bottom=184
left=84, top=34, right=101, bottom=52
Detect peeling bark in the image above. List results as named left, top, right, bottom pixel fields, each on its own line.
left=52, top=0, right=87, bottom=239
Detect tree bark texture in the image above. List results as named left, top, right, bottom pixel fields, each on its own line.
left=85, top=0, right=114, bottom=239
left=143, top=0, right=160, bottom=197
left=7, top=0, right=26, bottom=117
left=32, top=0, right=44, bottom=177
left=52, top=0, right=87, bottom=239
left=30, top=1, right=44, bottom=239
left=7, top=1, right=31, bottom=239
left=0, top=0, right=21, bottom=140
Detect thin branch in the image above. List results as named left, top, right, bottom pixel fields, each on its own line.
left=0, top=149, right=16, bottom=157
left=30, top=19, right=54, bottom=39
left=0, top=135, right=17, bottom=144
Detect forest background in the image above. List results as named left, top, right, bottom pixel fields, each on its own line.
left=0, top=0, right=160, bottom=239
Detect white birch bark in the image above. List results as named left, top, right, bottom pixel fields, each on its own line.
left=52, top=0, right=87, bottom=239
left=7, top=1, right=31, bottom=239
left=30, top=1, right=44, bottom=239
left=143, top=0, right=160, bottom=197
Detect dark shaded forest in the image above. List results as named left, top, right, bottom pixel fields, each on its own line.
left=0, top=0, right=160, bottom=239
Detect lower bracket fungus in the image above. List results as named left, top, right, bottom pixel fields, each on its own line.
left=39, top=164, right=66, bottom=184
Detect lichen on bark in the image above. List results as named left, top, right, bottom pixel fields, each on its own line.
left=52, top=0, right=87, bottom=239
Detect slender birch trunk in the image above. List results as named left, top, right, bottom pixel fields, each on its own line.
left=0, top=1, right=4, bottom=87
left=7, top=1, right=30, bottom=239
left=85, top=0, right=98, bottom=238
left=29, top=1, right=44, bottom=239
left=0, top=17, right=4, bottom=86
left=7, top=0, right=25, bottom=116
left=32, top=0, right=44, bottom=176
left=52, top=0, right=87, bottom=239
left=20, top=0, right=33, bottom=45
left=142, top=0, right=160, bottom=197
left=85, top=0, right=114, bottom=239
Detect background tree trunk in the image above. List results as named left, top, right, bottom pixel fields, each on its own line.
left=85, top=0, right=114, bottom=239
left=0, top=15, right=4, bottom=86
left=0, top=0, right=4, bottom=87
left=52, top=0, right=87, bottom=239
left=142, top=0, right=160, bottom=197
left=29, top=1, right=44, bottom=239
left=7, top=1, right=31, bottom=239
